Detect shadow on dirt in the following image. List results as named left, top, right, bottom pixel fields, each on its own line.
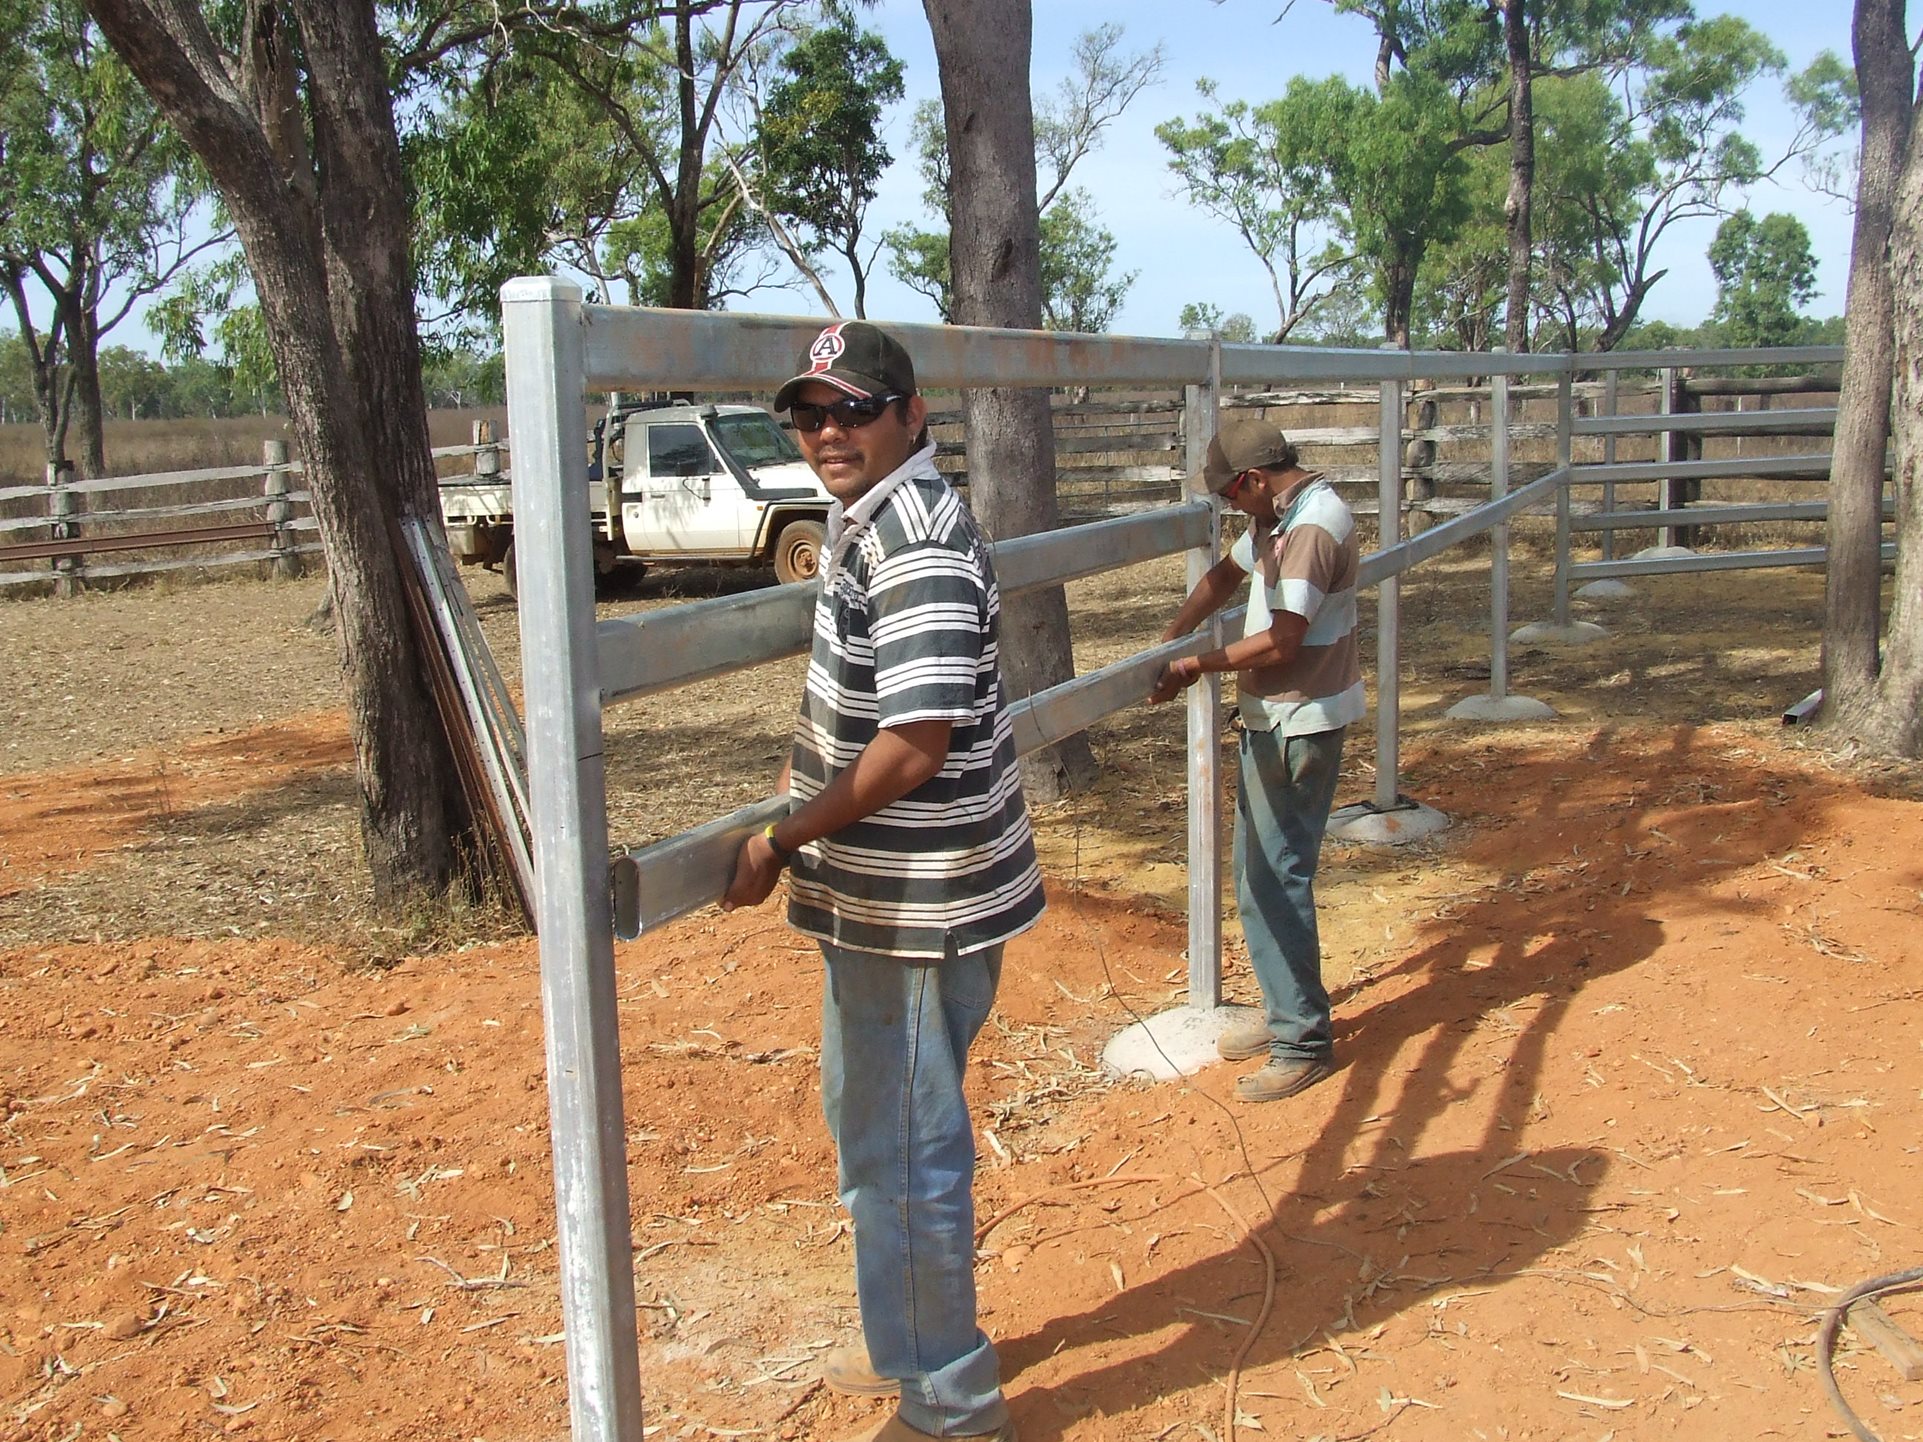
left=997, top=725, right=1834, bottom=1436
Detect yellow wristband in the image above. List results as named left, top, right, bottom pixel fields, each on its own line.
left=762, top=822, right=793, bottom=864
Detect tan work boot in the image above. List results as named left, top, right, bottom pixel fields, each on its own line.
left=837, top=1411, right=1017, bottom=1442
left=822, top=1342, right=897, bottom=1397
left=1235, top=1055, right=1334, bottom=1102
left=1216, top=1016, right=1272, bottom=1061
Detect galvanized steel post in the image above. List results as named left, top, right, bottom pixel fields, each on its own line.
left=1657, top=363, right=1678, bottom=550
left=1374, top=352, right=1403, bottom=812
left=500, top=277, right=645, bottom=1442
left=1488, top=352, right=1512, bottom=700
left=1553, top=372, right=1574, bottom=629
left=1601, top=370, right=1619, bottom=563
left=1182, top=344, right=1223, bottom=1008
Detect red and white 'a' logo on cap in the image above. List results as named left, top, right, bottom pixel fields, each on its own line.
left=807, top=324, right=847, bottom=372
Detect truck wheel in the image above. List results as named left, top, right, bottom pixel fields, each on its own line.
left=773, top=520, right=826, bottom=585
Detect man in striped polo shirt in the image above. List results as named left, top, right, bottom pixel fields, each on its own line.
left=1150, top=418, right=1364, bottom=1103
left=722, top=320, right=1041, bottom=1442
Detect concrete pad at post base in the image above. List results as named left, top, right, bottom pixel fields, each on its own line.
left=1327, top=798, right=1449, bottom=846
left=1576, top=579, right=1636, bottom=601
left=1445, top=693, right=1557, bottom=722
left=1510, top=619, right=1608, bottom=645
left=1102, top=1004, right=1261, bottom=1081
left=1633, top=544, right=1696, bottom=561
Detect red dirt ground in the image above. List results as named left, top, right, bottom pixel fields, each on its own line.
left=3, top=712, right=1922, bottom=1442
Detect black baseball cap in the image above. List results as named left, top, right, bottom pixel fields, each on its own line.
left=774, top=321, right=917, bottom=411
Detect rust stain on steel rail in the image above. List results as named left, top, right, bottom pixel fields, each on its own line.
left=580, top=305, right=1211, bottom=392
left=0, top=519, right=277, bottom=564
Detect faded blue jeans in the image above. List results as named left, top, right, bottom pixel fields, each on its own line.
left=1233, top=724, right=1346, bottom=1063
left=819, top=940, right=1008, bottom=1437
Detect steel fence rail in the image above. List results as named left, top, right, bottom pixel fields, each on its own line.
left=1573, top=407, right=1838, bottom=438
left=1578, top=453, right=1837, bottom=485
left=1570, top=500, right=1892, bottom=532
left=502, top=277, right=1853, bottom=1442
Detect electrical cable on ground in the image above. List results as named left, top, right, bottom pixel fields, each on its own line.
left=1066, top=809, right=1285, bottom=1442
left=1817, top=1265, right=1923, bottom=1442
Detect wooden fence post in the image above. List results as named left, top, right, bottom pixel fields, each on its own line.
left=473, top=418, right=500, bottom=480
left=49, top=460, right=77, bottom=598
left=263, top=439, right=300, bottom=579
left=1405, top=388, right=1437, bottom=532
left=1662, top=367, right=1702, bottom=549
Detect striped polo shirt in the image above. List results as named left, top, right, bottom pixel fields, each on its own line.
left=786, top=455, right=1045, bottom=959
left=1228, top=472, right=1366, bottom=736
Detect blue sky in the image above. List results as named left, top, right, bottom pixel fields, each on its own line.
left=87, top=1, right=1851, bottom=354
left=821, top=0, right=1857, bottom=339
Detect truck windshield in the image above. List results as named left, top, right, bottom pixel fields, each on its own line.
left=713, top=411, right=803, bottom=469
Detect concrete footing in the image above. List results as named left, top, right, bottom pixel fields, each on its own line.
left=1633, top=544, right=1696, bottom=561
left=1102, top=1004, right=1260, bottom=1081
left=1511, top=619, right=1609, bottom=646
left=1327, top=798, right=1450, bottom=846
left=1445, top=693, right=1557, bottom=722
left=1576, top=579, right=1636, bottom=601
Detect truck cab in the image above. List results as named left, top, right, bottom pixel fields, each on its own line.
left=445, top=401, right=833, bottom=596
left=602, top=403, right=830, bottom=583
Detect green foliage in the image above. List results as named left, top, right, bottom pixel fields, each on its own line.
left=882, top=100, right=955, bottom=320
left=1177, top=303, right=1258, bottom=343
left=419, top=344, right=505, bottom=407
left=881, top=221, right=953, bottom=323
left=0, top=0, right=212, bottom=455
left=888, top=75, right=1141, bottom=334
left=1159, top=67, right=1476, bottom=344
left=754, top=15, right=903, bottom=313
left=1156, top=78, right=1350, bottom=339
left=1706, top=209, right=1818, bottom=349
left=1039, top=192, right=1135, bottom=334
left=1, top=330, right=504, bottom=418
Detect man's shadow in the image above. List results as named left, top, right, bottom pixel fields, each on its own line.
left=995, top=725, right=1814, bottom=1435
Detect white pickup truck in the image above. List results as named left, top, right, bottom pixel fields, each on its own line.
left=440, top=401, right=833, bottom=595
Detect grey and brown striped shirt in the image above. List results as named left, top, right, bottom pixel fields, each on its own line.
left=787, top=454, right=1044, bottom=959
left=1229, top=471, right=1366, bottom=736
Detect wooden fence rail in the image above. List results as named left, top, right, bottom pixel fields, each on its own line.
left=0, top=369, right=1842, bottom=596
left=0, top=439, right=495, bottom=593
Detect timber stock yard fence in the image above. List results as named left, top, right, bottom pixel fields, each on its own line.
left=0, top=358, right=1853, bottom=597
left=490, top=279, right=1856, bottom=1442
left=0, top=437, right=507, bottom=594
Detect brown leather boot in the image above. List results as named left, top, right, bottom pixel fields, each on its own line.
left=822, top=1342, right=897, bottom=1397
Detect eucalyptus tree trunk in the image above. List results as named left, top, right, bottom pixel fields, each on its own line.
left=1823, top=0, right=1911, bottom=734
left=1499, top=0, right=1533, bottom=354
left=72, top=299, right=107, bottom=478
left=924, top=0, right=1095, bottom=798
left=1861, top=16, right=1923, bottom=758
left=85, top=0, right=474, bottom=902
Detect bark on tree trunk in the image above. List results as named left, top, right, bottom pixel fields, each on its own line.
left=73, top=301, right=107, bottom=479
left=669, top=8, right=704, bottom=309
left=1823, top=0, right=1911, bottom=732
left=1383, top=250, right=1416, bottom=349
left=1861, top=19, right=1923, bottom=758
left=85, top=0, right=475, bottom=903
left=924, top=0, right=1096, bottom=800
left=1500, top=0, right=1533, bottom=354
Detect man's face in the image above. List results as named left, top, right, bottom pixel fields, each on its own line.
left=1222, top=467, right=1280, bottom=522
left=789, top=381, right=928, bottom=503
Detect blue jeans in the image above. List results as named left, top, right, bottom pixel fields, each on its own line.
left=1233, top=725, right=1346, bottom=1063
left=819, top=941, right=1007, bottom=1436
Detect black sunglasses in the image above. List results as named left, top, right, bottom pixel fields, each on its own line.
left=788, top=393, right=906, bottom=433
